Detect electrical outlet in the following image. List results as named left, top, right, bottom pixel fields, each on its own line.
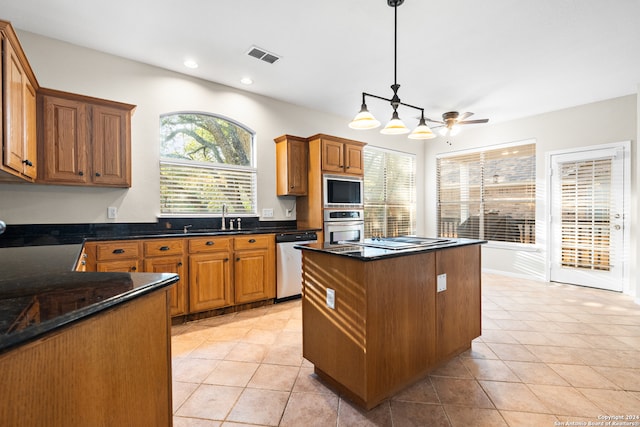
left=437, top=273, right=447, bottom=292
left=285, top=208, right=293, bottom=217
left=262, top=208, right=274, bottom=218
left=107, top=206, right=118, bottom=219
left=326, top=288, right=335, bottom=309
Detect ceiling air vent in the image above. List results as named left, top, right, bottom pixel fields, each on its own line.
left=247, top=46, right=280, bottom=64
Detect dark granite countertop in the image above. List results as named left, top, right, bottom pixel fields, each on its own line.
left=0, top=244, right=179, bottom=355
left=297, top=237, right=485, bottom=261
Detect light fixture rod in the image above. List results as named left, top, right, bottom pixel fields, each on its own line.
left=361, top=92, right=424, bottom=115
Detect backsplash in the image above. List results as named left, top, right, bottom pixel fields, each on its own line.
left=0, top=218, right=297, bottom=247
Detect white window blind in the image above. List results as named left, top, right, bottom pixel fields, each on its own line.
left=364, top=147, right=416, bottom=237
left=437, top=141, right=536, bottom=244
left=160, top=161, right=256, bottom=215
left=560, top=158, right=612, bottom=270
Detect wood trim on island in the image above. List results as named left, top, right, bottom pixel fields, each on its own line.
left=301, top=243, right=482, bottom=409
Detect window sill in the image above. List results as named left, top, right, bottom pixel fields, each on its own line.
left=484, top=241, right=541, bottom=252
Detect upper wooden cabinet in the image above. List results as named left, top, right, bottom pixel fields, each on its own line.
left=274, top=134, right=308, bottom=196
left=319, top=135, right=365, bottom=176
left=37, top=88, right=135, bottom=187
left=0, top=20, right=39, bottom=183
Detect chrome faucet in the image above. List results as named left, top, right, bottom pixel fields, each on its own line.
left=221, top=203, right=227, bottom=230
left=183, top=224, right=192, bottom=234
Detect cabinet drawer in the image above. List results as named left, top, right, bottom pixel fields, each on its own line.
left=188, top=237, right=231, bottom=253
left=234, top=235, right=272, bottom=250
left=143, top=239, right=184, bottom=257
left=96, top=241, right=140, bottom=261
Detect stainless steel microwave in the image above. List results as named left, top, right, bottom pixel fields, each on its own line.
left=323, top=174, right=364, bottom=208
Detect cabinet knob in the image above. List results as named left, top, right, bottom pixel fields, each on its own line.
left=113, top=249, right=125, bottom=254
left=224, top=258, right=229, bottom=261
left=22, top=159, right=33, bottom=167
left=131, top=266, right=137, bottom=271
left=160, top=246, right=170, bottom=251
left=177, top=262, right=183, bottom=267
left=248, top=239, right=256, bottom=243
left=79, top=171, right=84, bottom=176
left=236, top=257, right=240, bottom=261
left=95, top=172, right=101, bottom=177
left=206, top=241, right=214, bottom=246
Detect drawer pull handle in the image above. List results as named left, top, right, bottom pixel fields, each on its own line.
left=160, top=246, right=170, bottom=251
left=206, top=241, right=214, bottom=246
left=248, top=239, right=256, bottom=243
left=113, top=249, right=125, bottom=254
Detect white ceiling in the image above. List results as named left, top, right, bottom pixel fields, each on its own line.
left=2, top=0, right=640, bottom=127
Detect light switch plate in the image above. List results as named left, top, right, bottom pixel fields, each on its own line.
left=107, top=206, right=118, bottom=219
left=326, top=288, right=335, bottom=309
left=437, top=273, right=447, bottom=292
left=262, top=208, right=274, bottom=218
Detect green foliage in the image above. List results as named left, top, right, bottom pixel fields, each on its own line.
left=160, top=113, right=252, bottom=166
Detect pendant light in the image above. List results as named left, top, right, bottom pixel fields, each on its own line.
left=348, top=0, right=435, bottom=140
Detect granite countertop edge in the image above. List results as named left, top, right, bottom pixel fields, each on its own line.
left=296, top=238, right=486, bottom=261
left=0, top=272, right=179, bottom=355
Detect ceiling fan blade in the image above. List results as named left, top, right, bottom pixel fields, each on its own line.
left=425, top=117, right=444, bottom=124
left=458, top=112, right=473, bottom=121
left=459, top=119, right=489, bottom=125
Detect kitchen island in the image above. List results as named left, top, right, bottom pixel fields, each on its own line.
left=298, top=238, right=483, bottom=409
left=0, top=244, right=179, bottom=427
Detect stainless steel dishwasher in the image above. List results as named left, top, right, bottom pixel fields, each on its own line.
left=275, top=231, right=317, bottom=302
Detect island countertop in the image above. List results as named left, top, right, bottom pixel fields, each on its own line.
left=297, top=237, right=485, bottom=261
left=0, top=244, right=179, bottom=355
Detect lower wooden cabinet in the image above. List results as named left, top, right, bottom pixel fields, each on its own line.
left=83, top=233, right=275, bottom=317
left=234, top=235, right=275, bottom=304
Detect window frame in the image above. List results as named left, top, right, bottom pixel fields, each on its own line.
left=158, top=111, right=258, bottom=217
left=436, top=139, right=536, bottom=248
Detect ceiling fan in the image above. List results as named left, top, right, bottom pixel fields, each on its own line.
left=425, top=111, right=489, bottom=136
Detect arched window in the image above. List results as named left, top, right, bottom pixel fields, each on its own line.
left=159, top=112, right=257, bottom=215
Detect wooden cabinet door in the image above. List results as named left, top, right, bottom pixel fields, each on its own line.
left=3, top=38, right=36, bottom=180
left=189, top=252, right=232, bottom=312
left=144, top=256, right=187, bottom=316
left=23, top=79, right=37, bottom=179
left=321, top=139, right=344, bottom=173
left=344, top=143, right=364, bottom=175
left=275, top=135, right=308, bottom=196
left=39, top=94, right=89, bottom=183
left=234, top=248, right=274, bottom=304
left=92, top=104, right=131, bottom=187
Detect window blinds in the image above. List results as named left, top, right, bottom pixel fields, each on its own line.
left=364, top=148, right=416, bottom=237
left=437, top=142, right=536, bottom=244
left=160, top=161, right=257, bottom=215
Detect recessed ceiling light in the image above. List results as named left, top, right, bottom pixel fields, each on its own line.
left=240, top=77, right=253, bottom=85
left=183, top=59, right=198, bottom=69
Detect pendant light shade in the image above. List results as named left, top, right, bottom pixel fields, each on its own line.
left=381, top=111, right=409, bottom=135
left=408, top=117, right=436, bottom=140
left=349, top=104, right=381, bottom=129
left=348, top=1, right=437, bottom=142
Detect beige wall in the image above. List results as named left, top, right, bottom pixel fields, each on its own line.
left=424, top=94, right=638, bottom=299
left=0, top=30, right=425, bottom=228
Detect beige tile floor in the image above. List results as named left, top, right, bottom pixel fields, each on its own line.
left=171, top=273, right=640, bottom=426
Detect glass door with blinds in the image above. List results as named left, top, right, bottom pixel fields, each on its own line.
left=549, top=144, right=628, bottom=292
